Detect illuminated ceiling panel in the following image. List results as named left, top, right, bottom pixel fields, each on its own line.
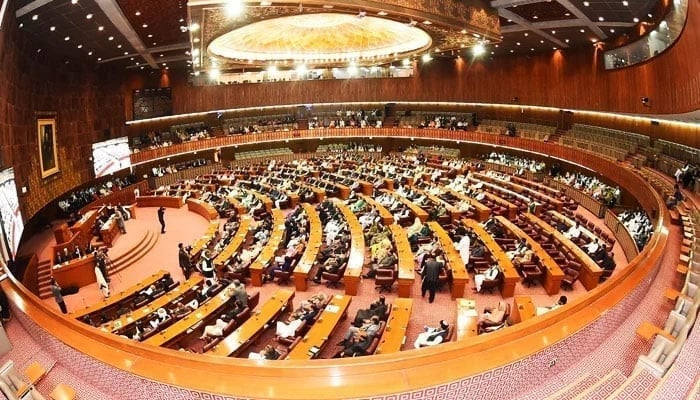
left=208, top=13, right=432, bottom=65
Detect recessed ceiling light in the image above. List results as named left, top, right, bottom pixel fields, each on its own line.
left=531, top=48, right=534, bottom=51
left=423, top=20, right=432, bottom=25
left=580, top=29, right=585, bottom=33
left=179, top=18, right=185, bottom=23
left=32, top=14, right=38, bottom=20
left=553, top=47, right=557, bottom=50
left=540, top=40, right=544, bottom=43
left=130, top=57, right=134, bottom=60
left=633, top=17, right=639, bottom=23
left=193, top=38, right=199, bottom=43
left=490, top=51, right=494, bottom=55
left=190, top=23, right=199, bottom=32
left=583, top=1, right=589, bottom=6
left=148, top=34, right=153, bottom=38
left=598, top=16, right=604, bottom=21
left=140, top=66, right=144, bottom=70
left=622, top=0, right=629, bottom=5
left=108, top=36, right=114, bottom=40
left=50, top=26, right=55, bottom=31
left=533, top=15, right=538, bottom=19
left=88, top=51, right=93, bottom=55
left=565, top=12, right=570, bottom=16
left=64, top=36, right=70, bottom=41
left=565, top=39, right=570, bottom=43
left=509, top=50, right=514, bottom=53
left=160, top=53, right=164, bottom=57
left=98, top=57, right=102, bottom=61
left=142, top=24, right=148, bottom=28
left=18, top=23, right=23, bottom=28
left=98, top=26, right=104, bottom=31
left=378, top=11, right=388, bottom=16
left=124, top=51, right=128, bottom=55
left=77, top=44, right=82, bottom=48
left=37, top=48, right=41, bottom=52
left=162, top=63, right=167, bottom=66
left=153, top=42, right=157, bottom=45
left=117, top=44, right=122, bottom=48
left=71, top=0, right=78, bottom=4
left=591, top=38, right=598, bottom=43
left=507, top=19, right=512, bottom=22
left=551, top=30, right=556, bottom=34
left=495, top=44, right=499, bottom=48
left=524, top=33, right=529, bottom=36
left=86, top=14, right=93, bottom=19
left=165, top=67, right=169, bottom=70
left=322, top=4, right=333, bottom=8
left=135, top=11, right=141, bottom=16
left=516, top=42, right=521, bottom=46
left=610, top=28, right=615, bottom=33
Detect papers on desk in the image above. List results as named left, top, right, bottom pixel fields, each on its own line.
left=308, top=346, right=320, bottom=357
left=462, top=309, right=478, bottom=317
left=325, top=304, right=340, bottom=313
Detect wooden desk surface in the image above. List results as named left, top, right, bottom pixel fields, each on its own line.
left=208, top=289, right=295, bottom=357
left=482, top=192, right=518, bottom=220
left=286, top=294, right=352, bottom=360
left=250, top=208, right=286, bottom=286
left=187, top=198, right=219, bottom=221
left=525, top=213, right=602, bottom=291
left=190, top=221, right=220, bottom=258
left=469, top=176, right=530, bottom=205
left=248, top=189, right=274, bottom=214
left=359, top=194, right=394, bottom=226
left=428, top=222, right=469, bottom=299
left=389, top=225, right=415, bottom=282
left=380, top=189, right=429, bottom=222
left=143, top=282, right=236, bottom=347
left=24, top=361, right=46, bottom=385
left=510, top=296, right=537, bottom=325
left=52, top=254, right=97, bottom=289
left=294, top=204, right=323, bottom=277
left=136, top=195, right=184, bottom=209
left=511, top=175, right=560, bottom=197
left=71, top=270, right=168, bottom=319
left=331, top=199, right=366, bottom=280
left=462, top=219, right=519, bottom=297
left=474, top=172, right=562, bottom=209
left=636, top=321, right=676, bottom=342
left=103, top=276, right=204, bottom=333
left=495, top=216, right=564, bottom=295
left=456, top=298, right=479, bottom=340
left=548, top=210, right=598, bottom=243
left=214, top=216, right=252, bottom=266
left=375, top=298, right=413, bottom=354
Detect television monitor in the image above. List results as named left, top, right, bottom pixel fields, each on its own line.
left=92, top=136, right=131, bottom=178
left=0, top=168, right=23, bottom=260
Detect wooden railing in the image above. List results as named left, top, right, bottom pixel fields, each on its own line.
left=544, top=177, right=606, bottom=217
left=2, top=129, right=670, bottom=400
left=78, top=182, right=148, bottom=214
left=604, top=209, right=640, bottom=261
left=151, top=164, right=222, bottom=189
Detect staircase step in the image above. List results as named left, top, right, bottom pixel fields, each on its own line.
left=608, top=368, right=658, bottom=400
left=573, top=370, right=626, bottom=400
left=550, top=374, right=599, bottom=400
left=37, top=230, right=158, bottom=299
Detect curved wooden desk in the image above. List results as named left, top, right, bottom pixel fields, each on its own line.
left=428, top=222, right=469, bottom=299
left=250, top=209, right=286, bottom=286
left=51, top=254, right=97, bottom=289
left=187, top=198, right=218, bottom=221
left=293, top=204, right=322, bottom=291
left=463, top=218, right=519, bottom=297
left=389, top=224, right=416, bottom=298
left=330, top=199, right=366, bottom=295
left=3, top=129, right=671, bottom=400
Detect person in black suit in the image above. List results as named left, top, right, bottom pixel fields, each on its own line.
left=421, top=251, right=444, bottom=303
left=178, top=243, right=192, bottom=279
left=157, top=207, right=166, bottom=233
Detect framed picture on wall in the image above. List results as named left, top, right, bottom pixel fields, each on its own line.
left=37, top=118, right=59, bottom=178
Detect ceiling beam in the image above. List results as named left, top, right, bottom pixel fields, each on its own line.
left=501, top=19, right=636, bottom=33
left=490, top=0, right=546, bottom=8
left=556, top=0, right=607, bottom=39
left=15, top=0, right=54, bottom=18
left=498, top=9, right=568, bottom=48
left=94, top=0, right=159, bottom=68
left=147, top=42, right=191, bottom=54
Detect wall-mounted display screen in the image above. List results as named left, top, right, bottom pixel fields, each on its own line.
left=0, top=168, right=24, bottom=260
left=92, top=136, right=131, bottom=178
left=133, top=87, right=172, bottom=120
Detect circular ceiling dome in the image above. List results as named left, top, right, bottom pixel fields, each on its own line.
left=208, top=13, right=433, bottom=65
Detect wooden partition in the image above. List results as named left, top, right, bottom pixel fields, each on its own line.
left=2, top=129, right=671, bottom=400
left=544, top=177, right=606, bottom=218
left=604, top=209, right=640, bottom=261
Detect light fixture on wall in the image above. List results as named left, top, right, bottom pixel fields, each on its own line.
left=641, top=96, right=650, bottom=107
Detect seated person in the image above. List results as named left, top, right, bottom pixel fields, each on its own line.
left=506, top=238, right=527, bottom=260
left=338, top=315, right=381, bottom=347
left=275, top=302, right=320, bottom=338
left=477, top=301, right=508, bottom=334
left=536, top=296, right=567, bottom=316
left=199, top=318, right=230, bottom=340
left=414, top=320, right=450, bottom=348
left=221, top=298, right=246, bottom=322
left=363, top=252, right=398, bottom=279
left=584, top=238, right=606, bottom=261
left=338, top=322, right=380, bottom=358
left=474, top=264, right=500, bottom=292
left=513, top=245, right=534, bottom=266
left=171, top=301, right=194, bottom=319
left=353, top=296, right=388, bottom=326
left=149, top=308, right=170, bottom=329
left=564, top=223, right=582, bottom=240
left=249, top=344, right=281, bottom=360
left=263, top=255, right=294, bottom=283
left=312, top=254, right=347, bottom=283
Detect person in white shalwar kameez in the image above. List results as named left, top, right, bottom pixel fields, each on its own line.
left=95, top=266, right=110, bottom=298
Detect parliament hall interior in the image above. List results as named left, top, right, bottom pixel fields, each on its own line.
left=0, top=0, right=699, bottom=399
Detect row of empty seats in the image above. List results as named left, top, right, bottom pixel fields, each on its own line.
left=223, top=114, right=298, bottom=134
left=480, top=120, right=555, bottom=141
left=634, top=209, right=700, bottom=378
left=569, top=124, right=650, bottom=152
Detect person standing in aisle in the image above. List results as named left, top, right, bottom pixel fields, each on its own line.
left=157, top=206, right=166, bottom=233
left=50, top=278, right=67, bottom=314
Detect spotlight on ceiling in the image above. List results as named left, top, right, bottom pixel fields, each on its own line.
left=421, top=54, right=432, bottom=62
left=209, top=69, right=220, bottom=79
left=225, top=0, right=244, bottom=17
left=190, top=22, right=200, bottom=32
left=472, top=43, right=486, bottom=57
left=296, top=64, right=308, bottom=75
left=402, top=58, right=411, bottom=66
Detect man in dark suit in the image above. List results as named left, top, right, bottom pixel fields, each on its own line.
left=178, top=243, right=192, bottom=279
left=421, top=251, right=444, bottom=303
left=157, top=206, right=166, bottom=233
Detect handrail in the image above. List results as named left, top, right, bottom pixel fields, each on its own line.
left=3, top=130, right=670, bottom=400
